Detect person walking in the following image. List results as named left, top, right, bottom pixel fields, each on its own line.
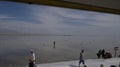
left=101, top=49, right=105, bottom=59
left=97, top=49, right=102, bottom=59
left=28, top=49, right=36, bottom=67
left=78, top=49, right=86, bottom=67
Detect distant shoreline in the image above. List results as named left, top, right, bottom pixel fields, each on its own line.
left=0, top=34, right=73, bottom=36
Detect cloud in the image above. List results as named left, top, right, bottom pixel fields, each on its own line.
left=0, top=4, right=120, bottom=35
left=0, top=20, right=48, bottom=34
left=30, top=6, right=120, bottom=28
left=0, top=15, right=14, bottom=19
left=25, top=6, right=81, bottom=34
left=86, top=14, right=120, bottom=27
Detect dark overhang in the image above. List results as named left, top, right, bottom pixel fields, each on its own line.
left=2, top=0, right=120, bottom=15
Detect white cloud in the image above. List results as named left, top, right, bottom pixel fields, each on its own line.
left=25, top=6, right=81, bottom=34
left=46, top=7, right=86, bottom=19
left=0, top=21, right=46, bottom=34
left=1, top=5, right=120, bottom=35
left=87, top=14, right=120, bottom=27
left=29, top=6, right=88, bottom=21
left=93, top=14, right=120, bottom=22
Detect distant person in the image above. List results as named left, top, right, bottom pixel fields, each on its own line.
left=104, top=52, right=112, bottom=59
left=118, top=55, right=120, bottom=58
left=78, top=49, right=86, bottom=67
left=53, top=41, right=56, bottom=48
left=97, top=49, right=102, bottom=59
left=101, top=49, right=105, bottom=58
left=28, top=49, right=36, bottom=67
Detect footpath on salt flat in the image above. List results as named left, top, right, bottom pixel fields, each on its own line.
left=36, top=58, right=120, bottom=67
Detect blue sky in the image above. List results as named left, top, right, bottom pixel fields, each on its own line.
left=0, top=1, right=120, bottom=36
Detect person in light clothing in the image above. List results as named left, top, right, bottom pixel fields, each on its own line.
left=28, top=49, right=36, bottom=67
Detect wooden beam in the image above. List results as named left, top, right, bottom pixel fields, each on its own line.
left=4, top=0, right=120, bottom=15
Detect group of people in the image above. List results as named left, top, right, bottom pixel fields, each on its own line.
left=78, top=49, right=114, bottom=67
left=97, top=49, right=112, bottom=59
left=28, top=49, right=114, bottom=67
left=28, top=49, right=86, bottom=67
left=96, top=49, right=105, bottom=59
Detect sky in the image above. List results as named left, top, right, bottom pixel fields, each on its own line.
left=0, top=1, right=120, bottom=36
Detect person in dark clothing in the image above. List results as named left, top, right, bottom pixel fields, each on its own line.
left=101, top=49, right=105, bottom=58
left=53, top=41, right=56, bottom=48
left=118, top=55, right=120, bottom=58
left=29, top=62, right=34, bottom=67
left=97, top=49, right=102, bottom=59
left=104, top=52, right=112, bottom=59
left=78, top=49, right=85, bottom=67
